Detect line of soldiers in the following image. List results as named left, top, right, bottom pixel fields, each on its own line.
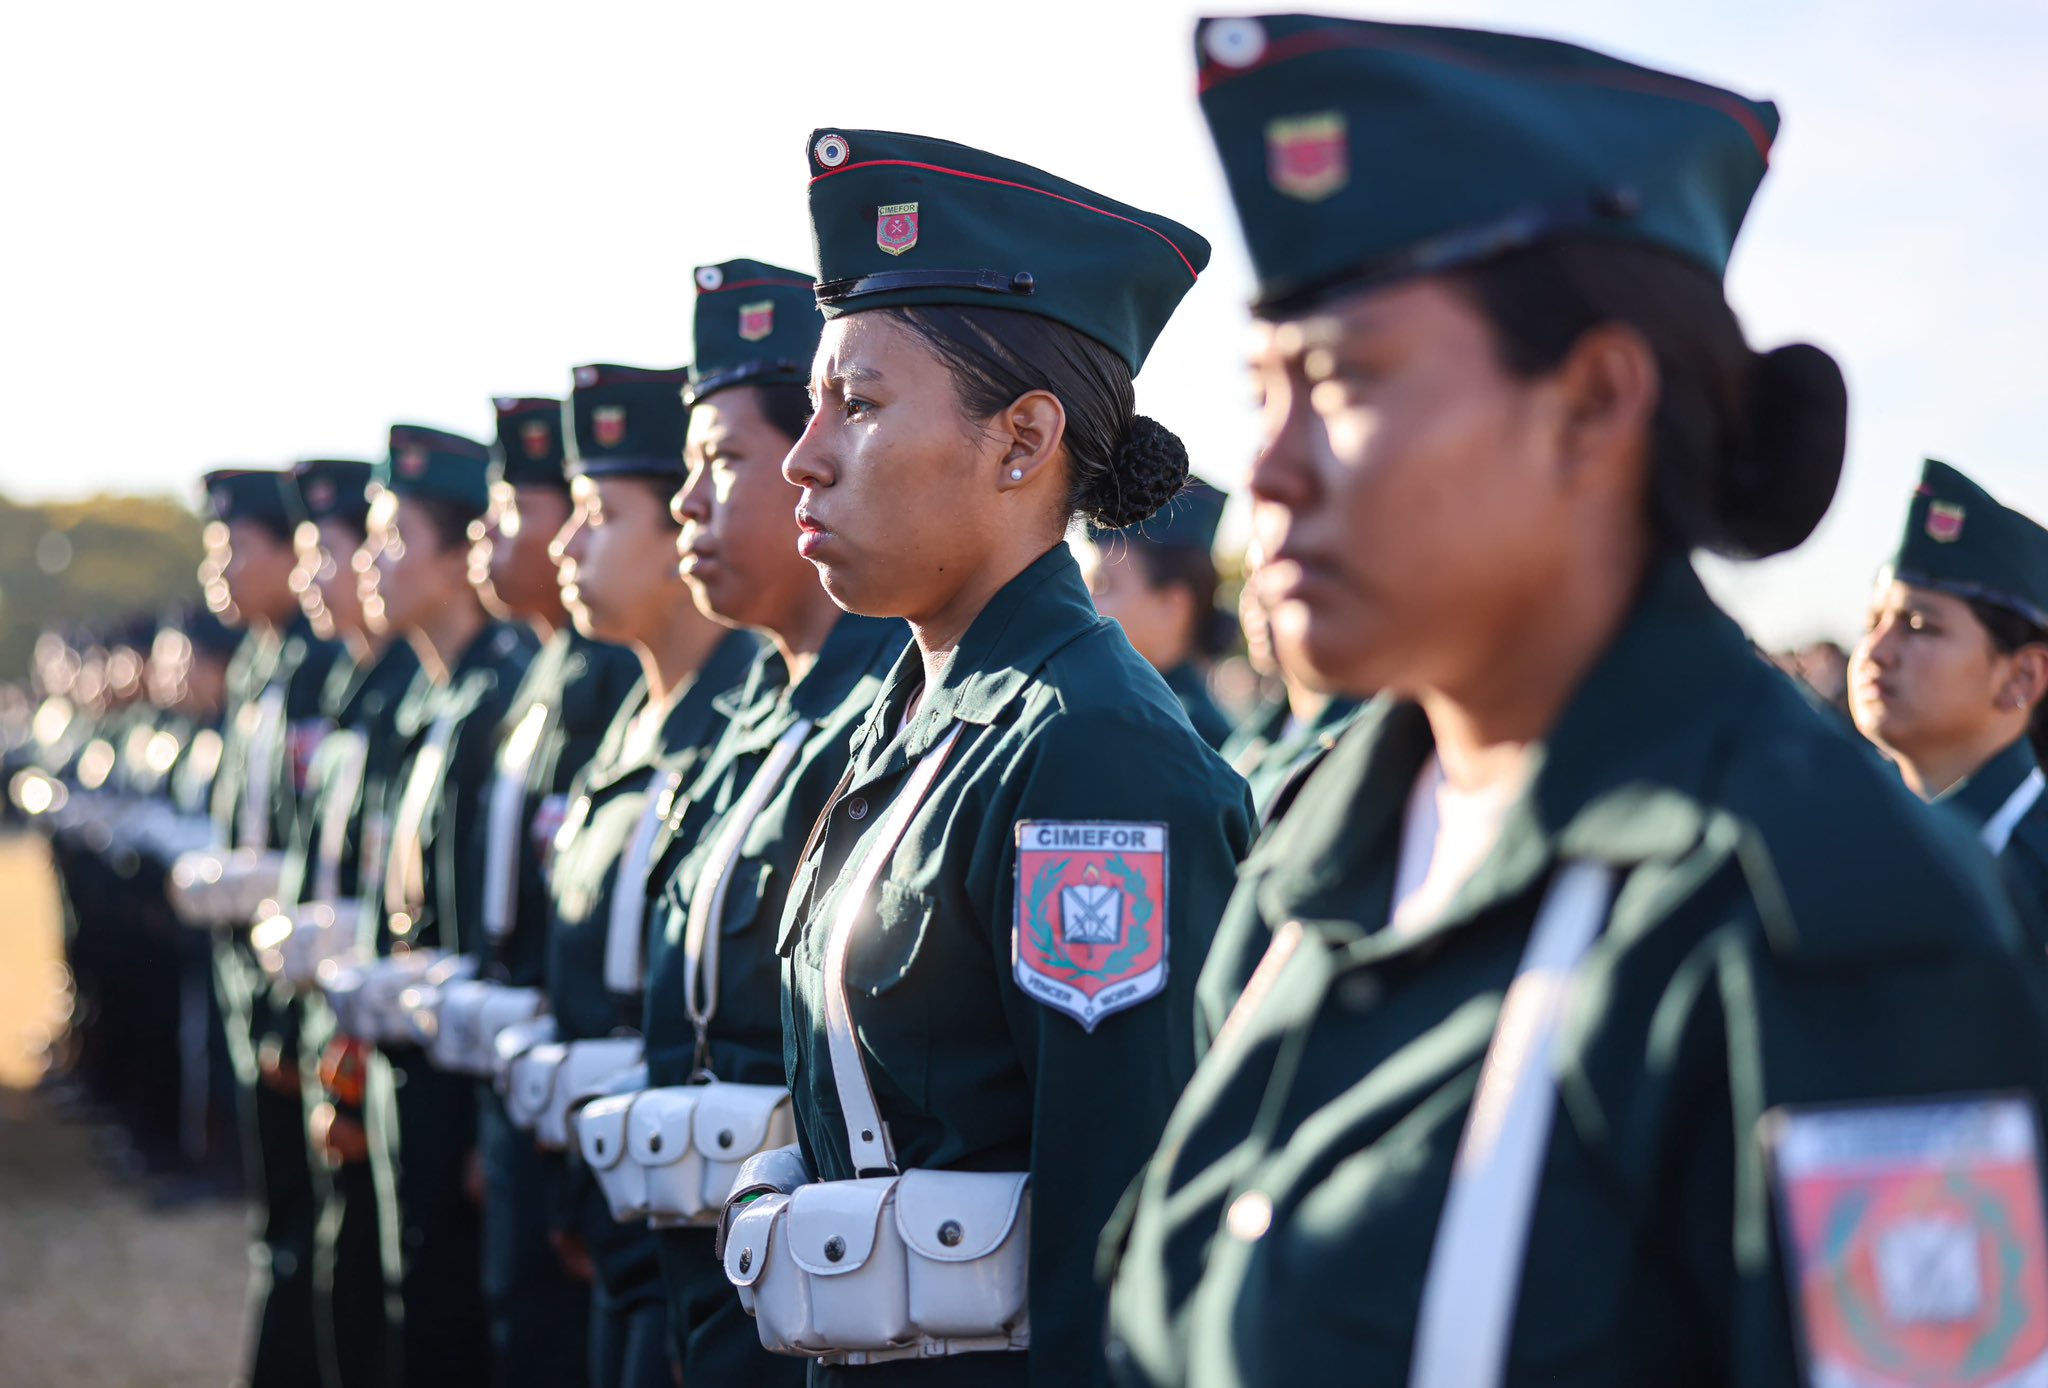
left=13, top=13, right=2048, bottom=1388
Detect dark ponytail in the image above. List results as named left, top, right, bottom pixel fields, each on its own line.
left=1451, top=237, right=1847, bottom=560
left=880, top=306, right=1190, bottom=529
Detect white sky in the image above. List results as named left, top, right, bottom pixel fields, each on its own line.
left=2, top=0, right=2044, bottom=647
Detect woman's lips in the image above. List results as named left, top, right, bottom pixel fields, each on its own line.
left=795, top=506, right=829, bottom=560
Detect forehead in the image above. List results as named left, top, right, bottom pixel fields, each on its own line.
left=1874, top=576, right=1975, bottom=620
left=1253, top=277, right=1482, bottom=362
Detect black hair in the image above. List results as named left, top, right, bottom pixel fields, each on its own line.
left=1967, top=597, right=2048, bottom=765
left=1126, top=542, right=1239, bottom=660
left=753, top=381, right=814, bottom=448
left=1448, top=237, right=1848, bottom=560
left=880, top=305, right=1188, bottom=529
left=404, top=494, right=483, bottom=553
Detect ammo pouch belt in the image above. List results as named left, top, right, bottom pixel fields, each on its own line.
left=252, top=898, right=363, bottom=989
left=506, top=1035, right=644, bottom=1151
left=169, top=847, right=286, bottom=930
left=323, top=949, right=446, bottom=1046
left=427, top=979, right=547, bottom=1077
left=721, top=723, right=1031, bottom=1363
left=578, top=1079, right=797, bottom=1227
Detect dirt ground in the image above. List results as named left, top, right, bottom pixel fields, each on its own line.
left=0, top=834, right=246, bottom=1388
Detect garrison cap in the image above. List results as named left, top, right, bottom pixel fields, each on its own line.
left=565, top=363, right=691, bottom=482
left=173, top=603, right=242, bottom=658
left=686, top=259, right=821, bottom=407
left=1193, top=14, right=1779, bottom=318
left=490, top=397, right=569, bottom=489
left=284, top=458, right=373, bottom=531
left=374, top=424, right=492, bottom=516
left=201, top=468, right=294, bottom=533
left=804, top=127, right=1210, bottom=374
left=1886, top=460, right=2048, bottom=630
left=1093, top=478, right=1227, bottom=551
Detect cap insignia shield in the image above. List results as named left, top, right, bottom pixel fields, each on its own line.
left=397, top=445, right=429, bottom=478
left=520, top=419, right=551, bottom=460
left=593, top=406, right=627, bottom=448
left=877, top=201, right=919, bottom=257
left=307, top=479, right=336, bottom=511
left=1266, top=112, right=1349, bottom=203
left=738, top=300, right=775, bottom=343
left=1927, top=502, right=1966, bottom=543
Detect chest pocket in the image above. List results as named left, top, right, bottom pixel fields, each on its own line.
left=720, top=859, right=779, bottom=937
left=794, top=876, right=934, bottom=996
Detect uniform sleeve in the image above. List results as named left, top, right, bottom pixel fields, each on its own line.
left=976, top=710, right=1254, bottom=1388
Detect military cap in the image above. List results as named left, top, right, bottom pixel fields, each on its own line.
left=490, top=396, right=569, bottom=488
left=804, top=127, right=1210, bottom=374
left=201, top=468, right=294, bottom=533
left=1093, top=478, right=1227, bottom=551
left=685, top=259, right=821, bottom=407
left=565, top=363, right=692, bottom=481
left=165, top=602, right=240, bottom=657
left=373, top=424, right=492, bottom=516
left=1192, top=14, right=1778, bottom=318
left=1885, top=460, right=2048, bottom=629
left=284, top=458, right=373, bottom=531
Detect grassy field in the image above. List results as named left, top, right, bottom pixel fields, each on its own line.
left=0, top=833, right=245, bottom=1388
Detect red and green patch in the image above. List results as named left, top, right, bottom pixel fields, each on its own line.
left=1012, top=821, right=1168, bottom=1032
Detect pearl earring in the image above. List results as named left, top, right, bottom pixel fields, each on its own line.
left=1010, top=468, right=1023, bottom=481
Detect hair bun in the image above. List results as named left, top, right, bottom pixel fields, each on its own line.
left=1711, top=342, right=1848, bottom=560
left=1084, top=414, right=1191, bottom=530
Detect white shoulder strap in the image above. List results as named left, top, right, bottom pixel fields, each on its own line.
left=602, top=768, right=686, bottom=997
left=239, top=686, right=288, bottom=849
left=384, top=711, right=459, bottom=925
left=683, top=719, right=815, bottom=1071
left=1981, top=767, right=2045, bottom=856
left=822, top=722, right=964, bottom=1176
left=312, top=731, right=370, bottom=904
left=482, top=702, right=551, bottom=942
left=1407, top=860, right=1616, bottom=1388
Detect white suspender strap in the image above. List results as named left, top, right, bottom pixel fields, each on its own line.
left=602, top=769, right=685, bottom=997
left=822, top=723, right=964, bottom=1176
left=1408, top=861, right=1617, bottom=1388
left=239, top=686, right=287, bottom=849
left=683, top=719, right=815, bottom=1069
left=482, top=703, right=550, bottom=942
left=312, top=731, right=370, bottom=905
left=1981, top=767, right=2046, bottom=856
left=384, top=712, right=458, bottom=923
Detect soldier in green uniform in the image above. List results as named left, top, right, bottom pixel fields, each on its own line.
left=1850, top=460, right=2048, bottom=943
left=357, top=424, right=536, bottom=1387
left=466, top=393, right=641, bottom=1388
left=1082, top=481, right=1237, bottom=750
left=722, top=131, right=1254, bottom=1386
left=1104, top=17, right=2048, bottom=1388
left=634, top=259, right=897, bottom=1386
left=536, top=358, right=757, bottom=1386
left=278, top=455, right=416, bottom=1388
left=1219, top=557, right=1358, bottom=822
left=200, top=465, right=343, bottom=1388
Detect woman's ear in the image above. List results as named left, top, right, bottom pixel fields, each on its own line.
left=1553, top=322, right=1659, bottom=490
left=995, top=389, right=1067, bottom=494
left=2003, top=644, right=2048, bottom=715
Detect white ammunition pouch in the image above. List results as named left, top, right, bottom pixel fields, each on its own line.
left=491, top=1014, right=558, bottom=1093
left=622, top=1081, right=797, bottom=1228
left=323, top=950, right=444, bottom=1046
left=505, top=1036, right=644, bottom=1151
left=170, top=847, right=287, bottom=930
left=428, top=980, right=547, bottom=1077
left=722, top=723, right=1030, bottom=1363
left=392, top=953, right=479, bottom=1049
left=251, top=899, right=363, bottom=989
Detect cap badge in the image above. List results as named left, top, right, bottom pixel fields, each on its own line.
left=209, top=492, right=233, bottom=520
left=307, top=479, right=336, bottom=511
left=877, top=201, right=919, bottom=257
left=575, top=366, right=599, bottom=387
left=520, top=419, right=552, bottom=460
left=593, top=406, right=627, bottom=448
left=696, top=265, right=725, bottom=292
left=1927, top=501, right=1966, bottom=544
left=1266, top=113, right=1349, bottom=203
left=814, top=132, right=850, bottom=169
left=397, top=445, right=429, bottom=478
left=1203, top=17, right=1267, bottom=68
left=738, top=300, right=775, bottom=343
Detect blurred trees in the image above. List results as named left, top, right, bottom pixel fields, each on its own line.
left=0, top=493, right=203, bottom=677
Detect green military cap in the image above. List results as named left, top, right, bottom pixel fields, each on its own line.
left=1886, top=459, right=2048, bottom=629
left=565, top=363, right=692, bottom=481
left=374, top=423, right=492, bottom=516
left=804, top=127, right=1211, bottom=374
left=284, top=458, right=373, bottom=531
left=1192, top=14, right=1778, bottom=318
left=202, top=468, right=294, bottom=533
left=490, top=396, right=568, bottom=488
left=685, top=259, right=821, bottom=406
left=1093, top=478, right=1227, bottom=551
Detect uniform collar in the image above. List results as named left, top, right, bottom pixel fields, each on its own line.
left=652, top=629, right=759, bottom=773
left=1935, top=735, right=2039, bottom=831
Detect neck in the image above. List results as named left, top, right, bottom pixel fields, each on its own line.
left=1891, top=726, right=2031, bottom=800
left=1283, top=672, right=1329, bottom=726
left=635, top=598, right=727, bottom=705
left=524, top=606, right=562, bottom=643
left=768, top=586, right=846, bottom=690
left=409, top=594, right=488, bottom=685
left=909, top=540, right=1054, bottom=695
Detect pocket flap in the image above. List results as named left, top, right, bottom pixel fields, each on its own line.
left=627, top=1086, right=702, bottom=1167
left=787, top=1177, right=897, bottom=1276
left=893, top=1169, right=1030, bottom=1262
left=492, top=1015, right=557, bottom=1068
left=845, top=880, right=932, bottom=996
left=691, top=1082, right=793, bottom=1162
left=723, top=1192, right=788, bottom=1288
left=576, top=1092, right=635, bottom=1172
left=511, top=1042, right=568, bottom=1118
left=721, top=859, right=779, bottom=936
left=477, top=986, right=546, bottom=1039
left=561, top=1038, right=645, bottom=1103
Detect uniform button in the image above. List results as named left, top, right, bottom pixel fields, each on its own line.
left=845, top=797, right=868, bottom=821
left=824, top=1236, right=846, bottom=1263
left=1226, top=1190, right=1273, bottom=1243
left=1338, top=972, right=1383, bottom=1013
left=739, top=1248, right=752, bottom=1274
left=937, top=1220, right=963, bottom=1247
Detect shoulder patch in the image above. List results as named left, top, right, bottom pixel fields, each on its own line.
left=1012, top=820, right=1168, bottom=1032
left=1766, top=1095, right=2048, bottom=1387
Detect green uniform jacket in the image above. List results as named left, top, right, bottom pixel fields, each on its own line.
left=1220, top=695, right=1362, bottom=823
left=1933, top=734, right=2048, bottom=954
left=1161, top=661, right=1233, bottom=752
left=779, top=546, right=1255, bottom=1387
left=1104, top=558, right=2048, bottom=1388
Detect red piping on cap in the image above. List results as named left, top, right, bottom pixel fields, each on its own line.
left=702, top=277, right=814, bottom=294
left=810, top=159, right=1201, bottom=280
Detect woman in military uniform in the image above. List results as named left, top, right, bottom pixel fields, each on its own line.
left=738, top=131, right=1254, bottom=1387
left=1104, top=17, right=2048, bottom=1388
left=1850, top=460, right=2048, bottom=944
left=636, top=260, right=900, bottom=1385
left=540, top=361, right=756, bottom=1388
